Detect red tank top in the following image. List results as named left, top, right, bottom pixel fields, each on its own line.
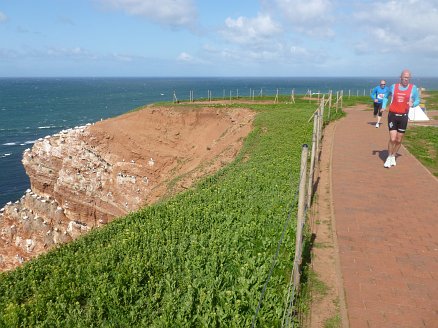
left=389, top=83, right=413, bottom=114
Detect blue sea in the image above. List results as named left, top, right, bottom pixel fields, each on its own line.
left=1, top=76, right=438, bottom=207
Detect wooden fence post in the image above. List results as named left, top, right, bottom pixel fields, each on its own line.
left=340, top=90, right=344, bottom=109
left=307, top=115, right=318, bottom=209
left=329, top=90, right=332, bottom=109
left=293, top=144, right=309, bottom=292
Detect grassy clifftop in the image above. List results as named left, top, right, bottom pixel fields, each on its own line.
left=0, top=95, right=360, bottom=327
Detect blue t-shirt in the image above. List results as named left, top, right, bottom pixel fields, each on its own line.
left=370, top=85, right=389, bottom=104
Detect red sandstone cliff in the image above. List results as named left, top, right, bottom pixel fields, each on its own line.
left=0, top=105, right=254, bottom=271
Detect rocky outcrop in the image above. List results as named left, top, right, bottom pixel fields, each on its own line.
left=0, top=105, right=255, bottom=272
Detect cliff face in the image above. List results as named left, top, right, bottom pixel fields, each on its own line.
left=0, top=105, right=255, bottom=272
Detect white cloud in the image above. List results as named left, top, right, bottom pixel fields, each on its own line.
left=0, top=11, right=7, bottom=23
left=352, top=0, right=438, bottom=56
left=214, top=4, right=335, bottom=67
left=202, top=38, right=327, bottom=69
left=96, top=0, right=197, bottom=28
left=46, top=46, right=93, bottom=58
left=220, top=14, right=282, bottom=46
left=177, top=52, right=193, bottom=62
left=0, top=46, right=97, bottom=60
left=269, top=0, right=335, bottom=37
left=112, top=53, right=133, bottom=61
left=0, top=45, right=151, bottom=64
left=176, top=51, right=210, bottom=65
left=202, top=44, right=240, bottom=61
left=274, top=0, right=333, bottom=21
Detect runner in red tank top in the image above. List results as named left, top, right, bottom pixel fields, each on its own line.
left=381, top=69, right=420, bottom=168
left=389, top=83, right=413, bottom=114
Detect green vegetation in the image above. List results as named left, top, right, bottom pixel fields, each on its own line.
left=306, top=270, right=329, bottom=299
left=404, top=90, right=438, bottom=177
left=405, top=126, right=438, bottom=177
left=422, top=90, right=438, bottom=110
left=0, top=95, right=362, bottom=327
left=324, top=313, right=342, bottom=328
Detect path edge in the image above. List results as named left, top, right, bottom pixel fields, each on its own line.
left=326, top=118, right=350, bottom=328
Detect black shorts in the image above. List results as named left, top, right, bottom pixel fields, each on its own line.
left=373, top=102, right=383, bottom=116
left=388, top=112, right=408, bottom=133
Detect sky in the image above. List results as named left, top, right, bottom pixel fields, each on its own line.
left=1, top=0, right=438, bottom=77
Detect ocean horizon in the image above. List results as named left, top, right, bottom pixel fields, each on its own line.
left=2, top=76, right=438, bottom=207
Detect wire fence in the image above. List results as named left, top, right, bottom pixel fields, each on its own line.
left=172, top=87, right=344, bottom=326
left=172, top=88, right=364, bottom=103
left=251, top=94, right=333, bottom=327
left=283, top=96, right=328, bottom=328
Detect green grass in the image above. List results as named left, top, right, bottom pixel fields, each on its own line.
left=300, top=269, right=341, bottom=328
left=307, top=270, right=329, bottom=299
left=0, top=95, right=363, bottom=327
left=422, top=90, right=438, bottom=110
left=324, top=313, right=342, bottom=328
left=404, top=126, right=438, bottom=177
left=404, top=90, right=438, bottom=177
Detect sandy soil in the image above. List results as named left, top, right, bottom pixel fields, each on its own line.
left=84, top=103, right=257, bottom=205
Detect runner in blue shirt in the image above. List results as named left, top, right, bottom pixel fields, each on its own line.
left=370, top=80, right=389, bottom=128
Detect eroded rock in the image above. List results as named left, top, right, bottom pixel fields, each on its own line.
left=0, top=105, right=255, bottom=271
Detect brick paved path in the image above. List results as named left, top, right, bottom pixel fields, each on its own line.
left=331, top=105, right=438, bottom=327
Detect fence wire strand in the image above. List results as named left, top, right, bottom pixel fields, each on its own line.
left=282, top=146, right=312, bottom=328
left=252, top=101, right=324, bottom=327
left=251, top=152, right=307, bottom=328
left=282, top=197, right=310, bottom=327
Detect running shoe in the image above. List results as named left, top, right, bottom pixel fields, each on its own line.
left=391, top=155, right=396, bottom=166
left=375, top=123, right=379, bottom=128
left=384, top=156, right=392, bottom=168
